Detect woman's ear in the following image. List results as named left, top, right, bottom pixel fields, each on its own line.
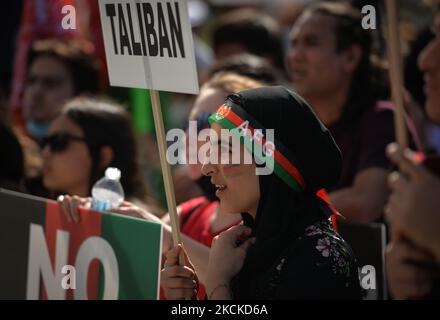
left=99, top=146, right=114, bottom=169
left=343, top=45, right=363, bottom=73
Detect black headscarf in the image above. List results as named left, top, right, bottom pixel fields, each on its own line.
left=209, top=86, right=342, bottom=299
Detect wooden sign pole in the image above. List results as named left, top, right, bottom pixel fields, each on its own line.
left=149, top=89, right=184, bottom=265
left=385, top=0, right=408, bottom=149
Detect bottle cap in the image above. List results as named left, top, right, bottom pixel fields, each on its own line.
left=105, top=167, right=121, bottom=180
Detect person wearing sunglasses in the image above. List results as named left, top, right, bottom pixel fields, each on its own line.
left=42, top=96, right=155, bottom=214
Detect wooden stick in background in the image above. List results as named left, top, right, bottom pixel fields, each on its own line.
left=385, top=0, right=408, bottom=149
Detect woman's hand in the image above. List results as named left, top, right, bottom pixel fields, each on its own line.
left=386, top=238, right=436, bottom=299
left=205, top=225, right=255, bottom=299
left=386, top=143, right=440, bottom=259
left=161, top=244, right=199, bottom=300
left=57, top=195, right=91, bottom=223
left=57, top=196, right=161, bottom=223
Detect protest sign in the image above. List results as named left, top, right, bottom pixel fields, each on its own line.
left=99, top=0, right=199, bottom=94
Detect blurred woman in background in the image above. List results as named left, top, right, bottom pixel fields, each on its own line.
left=42, top=96, right=154, bottom=215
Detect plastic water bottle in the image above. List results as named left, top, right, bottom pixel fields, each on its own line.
left=91, top=167, right=125, bottom=211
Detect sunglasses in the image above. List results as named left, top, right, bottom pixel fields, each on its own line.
left=40, top=132, right=87, bottom=152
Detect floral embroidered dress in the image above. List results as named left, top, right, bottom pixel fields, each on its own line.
left=239, top=218, right=361, bottom=300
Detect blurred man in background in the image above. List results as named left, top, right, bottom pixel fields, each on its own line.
left=287, top=2, right=397, bottom=223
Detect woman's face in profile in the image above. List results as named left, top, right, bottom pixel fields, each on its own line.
left=186, top=88, right=228, bottom=180
left=41, top=115, right=92, bottom=196
left=201, top=123, right=260, bottom=215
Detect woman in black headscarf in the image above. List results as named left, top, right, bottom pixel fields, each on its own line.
left=162, top=86, right=361, bottom=300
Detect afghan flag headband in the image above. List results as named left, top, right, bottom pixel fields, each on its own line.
left=208, top=100, right=307, bottom=192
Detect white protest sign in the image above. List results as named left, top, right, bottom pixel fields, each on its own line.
left=98, top=0, right=199, bottom=94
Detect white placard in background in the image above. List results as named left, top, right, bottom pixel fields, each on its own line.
left=99, top=0, right=199, bottom=94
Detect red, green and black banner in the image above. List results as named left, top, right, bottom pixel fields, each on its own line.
left=0, top=189, right=162, bottom=300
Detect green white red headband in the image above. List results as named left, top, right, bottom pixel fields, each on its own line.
left=208, top=101, right=306, bottom=192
